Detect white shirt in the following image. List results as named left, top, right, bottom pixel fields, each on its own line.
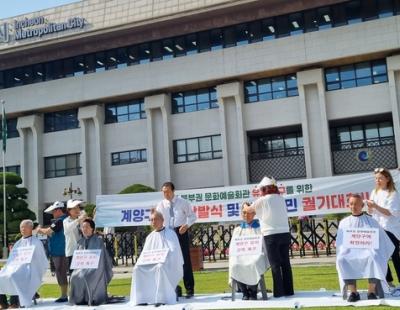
left=336, top=214, right=394, bottom=294
left=63, top=216, right=81, bottom=257
left=156, top=195, right=196, bottom=229
left=370, top=189, right=400, bottom=240
left=252, top=194, right=289, bottom=236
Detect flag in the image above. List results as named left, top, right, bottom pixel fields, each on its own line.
left=1, top=101, right=6, bottom=153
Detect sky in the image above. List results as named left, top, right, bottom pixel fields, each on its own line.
left=0, top=0, right=81, bottom=19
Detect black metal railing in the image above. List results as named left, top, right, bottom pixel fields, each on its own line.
left=103, top=218, right=339, bottom=266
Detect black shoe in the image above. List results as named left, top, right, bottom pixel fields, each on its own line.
left=137, top=303, right=148, bottom=306
left=367, top=292, right=378, bottom=300
left=249, top=296, right=257, bottom=300
left=185, top=293, right=194, bottom=299
left=54, top=297, right=68, bottom=303
left=154, top=303, right=165, bottom=307
left=242, top=295, right=249, bottom=300
left=176, top=286, right=182, bottom=297
left=347, top=292, right=360, bottom=302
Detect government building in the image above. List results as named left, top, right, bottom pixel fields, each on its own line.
left=1, top=0, right=400, bottom=222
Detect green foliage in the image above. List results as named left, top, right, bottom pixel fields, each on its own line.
left=118, top=184, right=156, bottom=194
left=84, top=203, right=96, bottom=218
left=0, top=172, right=35, bottom=235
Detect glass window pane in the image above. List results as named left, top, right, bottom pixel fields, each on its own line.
left=325, top=68, right=339, bottom=83
left=332, top=4, right=347, bottom=27
left=187, top=139, right=199, bottom=154
left=337, top=127, right=350, bottom=142
left=176, top=140, right=186, bottom=155
left=199, top=137, right=212, bottom=152
left=272, top=76, right=285, bottom=92
left=162, top=39, right=174, bottom=59
left=346, top=0, right=362, bottom=24
left=378, top=0, right=394, bottom=17
left=258, top=79, right=271, bottom=93
left=304, top=10, right=318, bottom=32
left=223, top=26, right=236, bottom=48
left=197, top=89, right=209, bottom=103
left=212, top=135, right=221, bottom=151
left=236, top=23, right=249, bottom=45
left=262, top=18, right=276, bottom=40
left=289, top=12, right=304, bottom=35
left=318, top=7, right=332, bottom=29
left=210, top=29, right=223, bottom=50
left=198, top=31, right=211, bottom=52
left=200, top=152, right=212, bottom=160
left=174, top=36, right=186, bottom=57
left=365, top=123, right=379, bottom=139
left=355, top=62, right=371, bottom=78
left=372, top=60, right=387, bottom=76
left=284, top=134, right=297, bottom=149
left=350, top=125, right=363, bottom=141
left=249, top=20, right=263, bottom=42
left=340, top=65, right=355, bottom=81
left=379, top=122, right=393, bottom=137
left=275, top=15, right=290, bottom=38
left=55, top=157, right=66, bottom=170
left=185, top=34, right=198, bottom=55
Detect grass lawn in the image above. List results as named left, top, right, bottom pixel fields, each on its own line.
left=36, top=263, right=398, bottom=309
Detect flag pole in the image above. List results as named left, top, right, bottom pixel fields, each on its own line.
left=1, top=99, right=7, bottom=259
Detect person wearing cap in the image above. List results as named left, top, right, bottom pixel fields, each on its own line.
left=37, top=201, right=69, bottom=302
left=64, top=199, right=87, bottom=273
left=251, top=176, right=294, bottom=298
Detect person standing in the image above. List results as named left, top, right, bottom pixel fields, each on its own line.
left=252, top=176, right=294, bottom=298
left=37, top=201, right=69, bottom=303
left=367, top=168, right=400, bottom=288
left=156, top=181, right=196, bottom=298
left=64, top=199, right=86, bottom=272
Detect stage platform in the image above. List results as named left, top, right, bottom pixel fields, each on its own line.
left=24, top=290, right=400, bottom=309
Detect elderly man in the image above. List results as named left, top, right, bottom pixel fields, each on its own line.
left=336, top=194, right=395, bottom=302
left=0, top=220, right=48, bottom=308
left=229, top=203, right=269, bottom=300
left=37, top=201, right=69, bottom=302
left=130, top=209, right=184, bottom=306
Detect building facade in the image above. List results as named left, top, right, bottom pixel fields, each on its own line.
left=1, top=0, right=400, bottom=222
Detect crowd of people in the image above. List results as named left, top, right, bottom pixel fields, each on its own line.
left=0, top=168, right=399, bottom=308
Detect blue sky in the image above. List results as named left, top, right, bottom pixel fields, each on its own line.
left=0, top=0, right=81, bottom=19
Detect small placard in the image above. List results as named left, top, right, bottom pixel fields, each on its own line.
left=343, top=228, right=379, bottom=249
left=229, top=235, right=263, bottom=256
left=136, top=248, right=169, bottom=265
left=8, top=245, right=35, bottom=266
left=70, top=249, right=101, bottom=269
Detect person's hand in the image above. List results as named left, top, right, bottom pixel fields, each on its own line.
left=179, top=224, right=189, bottom=235
left=366, top=200, right=375, bottom=213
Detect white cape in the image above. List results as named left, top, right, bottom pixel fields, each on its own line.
left=0, top=236, right=48, bottom=307
left=130, top=228, right=183, bottom=305
left=336, top=214, right=394, bottom=293
left=229, top=225, right=269, bottom=285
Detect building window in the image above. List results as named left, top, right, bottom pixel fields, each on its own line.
left=325, top=59, right=388, bottom=91
left=0, top=165, right=21, bottom=175
left=249, top=132, right=304, bottom=158
left=105, top=99, right=146, bottom=123
left=172, top=88, right=218, bottom=114
left=244, top=74, right=298, bottom=103
left=174, top=135, right=222, bottom=163
left=111, top=149, right=147, bottom=165
left=44, top=153, right=81, bottom=178
left=0, top=118, right=20, bottom=139
left=2, top=1, right=398, bottom=90
left=330, top=120, right=394, bottom=150
left=44, top=109, right=79, bottom=133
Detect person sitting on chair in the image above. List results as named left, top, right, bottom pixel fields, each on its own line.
left=0, top=219, right=48, bottom=308
left=130, top=209, right=184, bottom=307
left=229, top=203, right=269, bottom=300
left=336, top=194, right=395, bottom=302
left=69, top=219, right=113, bottom=306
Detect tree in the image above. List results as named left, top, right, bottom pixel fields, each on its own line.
left=0, top=172, right=35, bottom=234
left=118, top=184, right=156, bottom=194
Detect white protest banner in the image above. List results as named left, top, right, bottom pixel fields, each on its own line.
left=95, top=170, right=400, bottom=227
left=8, top=245, right=34, bottom=266
left=229, top=235, right=263, bottom=256
left=343, top=228, right=379, bottom=249
left=136, top=248, right=169, bottom=266
left=70, top=249, right=101, bottom=269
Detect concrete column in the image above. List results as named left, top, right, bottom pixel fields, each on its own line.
left=216, top=81, right=248, bottom=185
left=386, top=55, right=400, bottom=166
left=297, top=69, right=332, bottom=178
left=16, top=115, right=43, bottom=219
left=78, top=105, right=104, bottom=202
left=144, top=94, right=171, bottom=189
